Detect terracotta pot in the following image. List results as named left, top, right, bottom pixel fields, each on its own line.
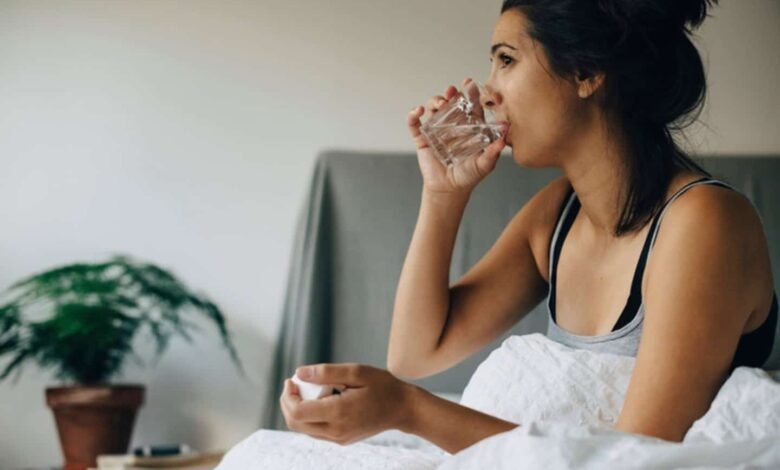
left=46, top=384, right=145, bottom=470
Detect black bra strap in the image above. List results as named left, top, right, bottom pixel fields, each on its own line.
left=549, top=176, right=736, bottom=332
left=548, top=186, right=577, bottom=322
left=614, top=177, right=729, bottom=331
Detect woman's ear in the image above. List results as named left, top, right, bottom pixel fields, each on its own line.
left=575, top=70, right=605, bottom=99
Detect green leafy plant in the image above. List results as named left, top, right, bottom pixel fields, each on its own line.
left=0, top=255, right=242, bottom=385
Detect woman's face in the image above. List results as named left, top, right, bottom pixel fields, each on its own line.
left=484, top=9, right=591, bottom=168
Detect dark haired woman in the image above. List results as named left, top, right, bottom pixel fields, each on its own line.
left=279, top=0, right=777, bottom=453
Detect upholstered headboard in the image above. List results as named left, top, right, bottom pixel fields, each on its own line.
left=264, top=150, right=780, bottom=429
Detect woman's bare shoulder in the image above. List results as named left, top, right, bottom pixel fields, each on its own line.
left=518, top=175, right=572, bottom=283
left=646, top=181, right=774, bottom=326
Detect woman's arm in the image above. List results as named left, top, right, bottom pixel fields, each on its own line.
left=389, top=177, right=565, bottom=380
left=402, top=385, right=518, bottom=454
left=615, top=186, right=771, bottom=441
left=390, top=84, right=505, bottom=378
left=280, top=364, right=517, bottom=454
left=387, top=189, right=470, bottom=376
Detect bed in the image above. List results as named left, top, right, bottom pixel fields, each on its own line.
left=222, top=333, right=780, bottom=469
left=238, top=151, right=780, bottom=468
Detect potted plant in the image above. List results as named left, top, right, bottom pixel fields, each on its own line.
left=0, top=255, right=242, bottom=470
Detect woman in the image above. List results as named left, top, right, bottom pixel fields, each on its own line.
left=280, top=0, right=777, bottom=453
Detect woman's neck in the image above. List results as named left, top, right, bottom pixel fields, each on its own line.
left=560, top=118, right=633, bottom=241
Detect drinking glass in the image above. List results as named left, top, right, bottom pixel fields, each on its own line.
left=420, top=81, right=504, bottom=167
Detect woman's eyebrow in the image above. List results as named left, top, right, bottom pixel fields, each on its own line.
left=490, top=42, right=518, bottom=56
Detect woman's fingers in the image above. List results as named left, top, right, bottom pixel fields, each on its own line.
left=294, top=423, right=333, bottom=441
left=425, top=95, right=446, bottom=117
left=464, top=81, right=483, bottom=118
left=280, top=379, right=349, bottom=442
left=281, top=393, right=331, bottom=436
left=442, top=85, right=458, bottom=100
left=407, top=105, right=425, bottom=139
left=280, top=379, right=301, bottom=410
left=425, top=85, right=458, bottom=117
left=408, top=82, right=467, bottom=146
left=288, top=378, right=300, bottom=396
left=475, top=135, right=506, bottom=175
left=296, top=363, right=373, bottom=386
left=282, top=378, right=343, bottom=422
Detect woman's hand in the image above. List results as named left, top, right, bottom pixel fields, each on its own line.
left=279, top=363, right=416, bottom=445
left=408, top=78, right=507, bottom=196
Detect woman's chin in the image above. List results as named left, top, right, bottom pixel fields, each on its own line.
left=510, top=147, right=548, bottom=169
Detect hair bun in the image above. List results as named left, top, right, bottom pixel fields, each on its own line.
left=671, top=0, right=717, bottom=30
left=598, top=0, right=717, bottom=33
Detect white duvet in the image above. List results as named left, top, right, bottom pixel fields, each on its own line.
left=217, top=334, right=780, bottom=469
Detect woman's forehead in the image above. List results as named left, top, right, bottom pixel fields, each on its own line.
left=491, top=9, right=531, bottom=51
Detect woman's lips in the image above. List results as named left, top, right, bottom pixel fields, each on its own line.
left=496, top=121, right=511, bottom=144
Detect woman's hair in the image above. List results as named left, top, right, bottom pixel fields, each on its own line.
left=500, top=0, right=717, bottom=236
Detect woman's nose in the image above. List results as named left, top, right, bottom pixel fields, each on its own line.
left=480, top=85, right=500, bottom=109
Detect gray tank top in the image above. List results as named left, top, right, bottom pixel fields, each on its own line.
left=546, top=177, right=736, bottom=357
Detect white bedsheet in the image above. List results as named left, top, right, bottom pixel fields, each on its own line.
left=217, top=334, right=780, bottom=469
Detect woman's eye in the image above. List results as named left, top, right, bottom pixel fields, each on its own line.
left=499, top=54, right=514, bottom=67
left=489, top=53, right=515, bottom=68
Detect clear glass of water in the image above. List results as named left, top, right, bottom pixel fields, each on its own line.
left=420, top=81, right=504, bottom=167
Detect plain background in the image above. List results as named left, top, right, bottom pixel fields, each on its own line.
left=1, top=0, right=778, bottom=467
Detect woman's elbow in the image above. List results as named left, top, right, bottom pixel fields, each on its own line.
left=386, top=355, right=429, bottom=380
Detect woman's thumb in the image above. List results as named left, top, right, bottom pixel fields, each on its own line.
left=475, top=139, right=505, bottom=175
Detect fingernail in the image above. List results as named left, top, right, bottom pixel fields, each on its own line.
left=297, top=367, right=312, bottom=379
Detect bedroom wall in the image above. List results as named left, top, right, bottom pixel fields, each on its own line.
left=0, top=0, right=778, bottom=467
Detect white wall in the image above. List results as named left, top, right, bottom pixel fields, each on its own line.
left=0, top=1, right=777, bottom=467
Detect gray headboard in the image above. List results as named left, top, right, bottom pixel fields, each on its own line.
left=264, top=150, right=780, bottom=429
